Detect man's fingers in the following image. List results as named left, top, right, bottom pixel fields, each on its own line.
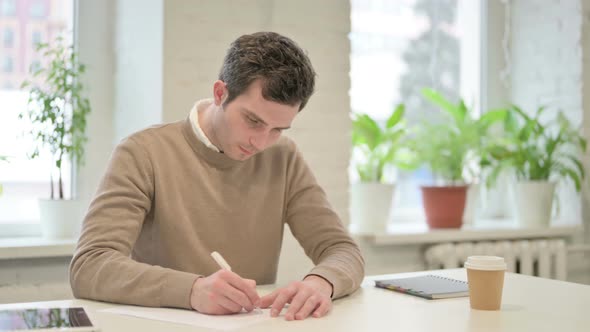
left=312, top=298, right=332, bottom=318
left=221, top=271, right=260, bottom=306
left=245, top=279, right=257, bottom=288
left=190, top=272, right=262, bottom=315
left=259, top=289, right=280, bottom=308
left=270, top=285, right=297, bottom=318
left=294, top=295, right=321, bottom=320
left=201, top=292, right=240, bottom=315
left=214, top=278, right=255, bottom=312
left=284, top=287, right=311, bottom=321
left=213, top=293, right=245, bottom=314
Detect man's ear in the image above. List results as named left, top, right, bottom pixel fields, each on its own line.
left=213, top=80, right=227, bottom=106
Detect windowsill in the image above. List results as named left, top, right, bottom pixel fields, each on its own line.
left=350, top=219, right=583, bottom=245
left=0, top=237, right=77, bottom=260
left=0, top=221, right=582, bottom=259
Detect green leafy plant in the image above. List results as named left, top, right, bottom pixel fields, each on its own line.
left=484, top=105, right=587, bottom=191
left=351, top=104, right=414, bottom=183
left=408, top=88, right=507, bottom=185
left=19, top=37, right=91, bottom=199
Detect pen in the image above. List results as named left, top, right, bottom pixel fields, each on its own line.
left=211, top=251, right=232, bottom=271
left=210, top=251, right=262, bottom=313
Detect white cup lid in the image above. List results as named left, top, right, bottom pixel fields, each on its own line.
left=464, top=256, right=507, bottom=271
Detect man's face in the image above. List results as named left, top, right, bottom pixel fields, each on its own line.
left=212, top=80, right=300, bottom=161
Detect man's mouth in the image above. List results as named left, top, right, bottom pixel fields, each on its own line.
left=239, top=146, right=254, bottom=155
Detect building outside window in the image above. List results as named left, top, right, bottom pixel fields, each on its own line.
left=31, top=30, right=41, bottom=46
left=2, top=55, right=13, bottom=72
left=0, top=0, right=73, bottom=233
left=29, top=0, right=45, bottom=18
left=3, top=27, right=13, bottom=47
left=1, top=0, right=16, bottom=17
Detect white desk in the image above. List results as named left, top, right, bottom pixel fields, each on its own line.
left=1, top=269, right=589, bottom=331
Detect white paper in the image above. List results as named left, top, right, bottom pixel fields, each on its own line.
left=100, top=305, right=272, bottom=331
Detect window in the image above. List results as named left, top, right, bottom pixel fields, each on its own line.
left=30, top=59, right=41, bottom=72
left=0, top=0, right=73, bottom=232
left=2, top=56, right=13, bottom=72
left=1, top=0, right=16, bottom=16
left=349, top=0, right=482, bottom=221
left=3, top=28, right=14, bottom=47
left=31, top=31, right=41, bottom=46
left=29, top=0, right=45, bottom=18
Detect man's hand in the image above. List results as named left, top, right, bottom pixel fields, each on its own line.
left=190, top=269, right=260, bottom=315
left=259, top=275, right=333, bottom=320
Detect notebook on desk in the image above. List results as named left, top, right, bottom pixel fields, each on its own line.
left=375, top=274, right=469, bottom=300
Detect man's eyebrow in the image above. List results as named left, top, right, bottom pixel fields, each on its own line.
left=243, top=109, right=291, bottom=130
left=243, top=109, right=268, bottom=125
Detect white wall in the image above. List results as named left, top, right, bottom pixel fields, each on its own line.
left=160, top=1, right=351, bottom=225
left=159, top=0, right=352, bottom=284
left=113, top=0, right=164, bottom=142
left=75, top=0, right=116, bottom=207
left=511, top=0, right=584, bottom=225
left=580, top=0, right=590, bottom=241
left=575, top=0, right=590, bottom=284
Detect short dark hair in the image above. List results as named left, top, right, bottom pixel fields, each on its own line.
left=219, top=32, right=316, bottom=111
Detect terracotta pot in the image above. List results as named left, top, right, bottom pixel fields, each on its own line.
left=421, top=185, right=468, bottom=228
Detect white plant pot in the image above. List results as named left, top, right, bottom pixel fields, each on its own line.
left=462, top=183, right=480, bottom=226
left=350, top=182, right=395, bottom=233
left=38, top=199, right=85, bottom=239
left=513, top=181, right=556, bottom=227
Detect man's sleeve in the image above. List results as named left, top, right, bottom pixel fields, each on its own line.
left=284, top=141, right=365, bottom=299
left=69, top=137, right=199, bottom=309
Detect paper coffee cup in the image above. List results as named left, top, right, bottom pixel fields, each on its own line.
left=464, top=256, right=506, bottom=310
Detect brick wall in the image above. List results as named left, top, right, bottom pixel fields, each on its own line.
left=510, top=0, right=585, bottom=225
left=510, top=0, right=589, bottom=283
left=162, top=1, right=351, bottom=225
left=161, top=0, right=351, bottom=284
left=581, top=0, right=590, bottom=242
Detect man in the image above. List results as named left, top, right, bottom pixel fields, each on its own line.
left=70, top=31, right=365, bottom=321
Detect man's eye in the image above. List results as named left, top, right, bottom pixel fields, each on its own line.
left=247, top=117, right=259, bottom=124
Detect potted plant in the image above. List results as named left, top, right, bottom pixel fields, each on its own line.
left=350, top=104, right=414, bottom=232
left=409, top=88, right=507, bottom=228
left=484, top=105, right=587, bottom=227
left=19, top=37, right=91, bottom=238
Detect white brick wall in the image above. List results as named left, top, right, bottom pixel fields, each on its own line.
left=162, top=1, right=351, bottom=222
left=510, top=0, right=589, bottom=283
left=578, top=0, right=590, bottom=284
left=161, top=0, right=351, bottom=284
left=511, top=0, right=582, bottom=116
left=510, top=0, right=584, bottom=225
left=581, top=0, right=590, bottom=242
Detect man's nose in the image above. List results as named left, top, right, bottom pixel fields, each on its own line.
left=249, top=132, right=269, bottom=151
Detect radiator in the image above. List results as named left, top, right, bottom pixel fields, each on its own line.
left=424, top=239, right=567, bottom=280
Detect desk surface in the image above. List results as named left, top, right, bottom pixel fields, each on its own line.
left=1, top=269, right=589, bottom=332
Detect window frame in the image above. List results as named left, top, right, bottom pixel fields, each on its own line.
left=349, top=0, right=489, bottom=224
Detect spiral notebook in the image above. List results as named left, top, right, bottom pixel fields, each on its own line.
left=374, top=274, right=469, bottom=300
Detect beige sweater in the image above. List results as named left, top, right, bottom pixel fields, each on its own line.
left=69, top=114, right=365, bottom=309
